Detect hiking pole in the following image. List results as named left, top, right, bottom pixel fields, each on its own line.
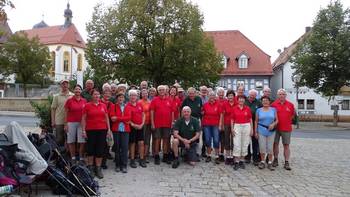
left=46, top=169, right=74, bottom=196
left=54, top=149, right=95, bottom=197
left=45, top=133, right=95, bottom=196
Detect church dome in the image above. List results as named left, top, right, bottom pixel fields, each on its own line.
left=33, top=20, right=48, bottom=29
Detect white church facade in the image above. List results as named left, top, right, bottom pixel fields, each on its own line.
left=22, top=3, right=87, bottom=84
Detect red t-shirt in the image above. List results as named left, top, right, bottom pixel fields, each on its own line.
left=232, top=105, right=252, bottom=124
left=271, top=99, right=295, bottom=132
left=64, top=96, right=87, bottom=122
left=83, top=102, right=108, bottom=131
left=169, top=96, right=182, bottom=120
left=127, top=102, right=143, bottom=125
left=150, top=96, right=173, bottom=128
left=222, top=100, right=236, bottom=125
left=202, top=101, right=222, bottom=126
left=138, top=99, right=151, bottom=124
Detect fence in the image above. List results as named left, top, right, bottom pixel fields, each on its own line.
left=0, top=97, right=48, bottom=112
left=299, top=114, right=350, bottom=122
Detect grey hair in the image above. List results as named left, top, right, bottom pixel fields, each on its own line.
left=248, top=89, right=258, bottom=95
left=128, top=89, right=139, bottom=96
left=199, top=86, right=207, bottom=91
left=277, top=88, right=287, bottom=94
left=187, top=87, right=196, bottom=93
left=263, top=87, right=271, bottom=92
left=208, top=91, right=216, bottom=97
left=216, top=87, right=225, bottom=94
left=102, top=83, right=111, bottom=92
left=157, top=85, right=166, bottom=91
left=111, top=83, right=118, bottom=88
left=182, top=106, right=192, bottom=112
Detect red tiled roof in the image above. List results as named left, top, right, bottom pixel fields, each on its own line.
left=21, top=24, right=86, bottom=49
left=206, top=30, right=273, bottom=76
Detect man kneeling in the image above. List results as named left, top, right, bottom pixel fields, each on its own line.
left=172, top=106, right=201, bottom=168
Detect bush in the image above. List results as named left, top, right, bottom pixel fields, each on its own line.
left=30, top=95, right=53, bottom=132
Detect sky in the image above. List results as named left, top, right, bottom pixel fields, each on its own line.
left=5, top=0, right=350, bottom=61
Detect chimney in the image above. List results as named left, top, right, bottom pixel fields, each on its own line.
left=305, top=26, right=311, bottom=33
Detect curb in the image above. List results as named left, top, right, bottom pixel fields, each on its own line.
left=0, top=111, right=36, bottom=117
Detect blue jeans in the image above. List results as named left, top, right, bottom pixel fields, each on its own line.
left=203, top=126, right=220, bottom=149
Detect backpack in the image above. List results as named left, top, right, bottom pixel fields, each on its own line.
left=68, top=165, right=99, bottom=196
left=46, top=165, right=74, bottom=196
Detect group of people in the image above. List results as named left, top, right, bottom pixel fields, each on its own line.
left=50, top=79, right=295, bottom=179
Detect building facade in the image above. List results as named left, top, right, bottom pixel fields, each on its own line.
left=206, top=30, right=273, bottom=96
left=22, top=3, right=87, bottom=84
left=270, top=28, right=350, bottom=116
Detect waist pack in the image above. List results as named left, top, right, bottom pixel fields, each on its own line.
left=258, top=123, right=276, bottom=132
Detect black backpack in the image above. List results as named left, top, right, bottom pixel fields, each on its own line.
left=46, top=165, right=74, bottom=196
left=68, top=165, right=99, bottom=196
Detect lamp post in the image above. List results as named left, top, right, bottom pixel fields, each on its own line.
left=292, top=74, right=301, bottom=129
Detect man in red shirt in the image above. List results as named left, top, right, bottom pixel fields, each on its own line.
left=150, top=85, right=174, bottom=165
left=271, top=88, right=295, bottom=170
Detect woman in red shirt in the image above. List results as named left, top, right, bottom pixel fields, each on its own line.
left=221, top=90, right=236, bottom=165
left=64, top=84, right=87, bottom=164
left=127, top=90, right=146, bottom=168
left=169, top=86, right=181, bottom=121
left=202, top=91, right=222, bottom=164
left=81, top=89, right=111, bottom=179
left=232, top=95, right=253, bottom=170
left=109, top=93, right=131, bottom=173
left=138, top=89, right=152, bottom=162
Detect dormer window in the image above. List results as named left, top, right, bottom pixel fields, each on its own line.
left=221, top=54, right=229, bottom=69
left=237, top=53, right=249, bottom=69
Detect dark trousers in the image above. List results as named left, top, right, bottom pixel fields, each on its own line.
left=113, top=132, right=129, bottom=168
left=246, top=137, right=260, bottom=162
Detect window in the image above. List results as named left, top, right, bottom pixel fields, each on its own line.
left=50, top=51, right=55, bottom=77
left=77, top=54, right=83, bottom=71
left=237, top=80, right=244, bottom=87
left=63, top=51, right=70, bottom=72
left=221, top=55, right=228, bottom=69
left=298, top=99, right=305, bottom=110
left=342, top=100, right=350, bottom=110
left=238, top=54, right=248, bottom=69
left=306, top=99, right=315, bottom=110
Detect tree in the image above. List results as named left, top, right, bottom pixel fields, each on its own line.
left=292, top=0, right=350, bottom=126
left=0, top=32, right=51, bottom=97
left=0, top=0, right=14, bottom=20
left=86, top=0, right=223, bottom=87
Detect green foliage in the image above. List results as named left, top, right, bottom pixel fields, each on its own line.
left=0, top=32, right=51, bottom=97
left=292, top=0, right=350, bottom=97
left=0, top=0, right=14, bottom=20
left=86, top=0, right=223, bottom=88
left=30, top=95, right=53, bottom=132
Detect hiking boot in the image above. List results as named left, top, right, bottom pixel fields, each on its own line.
left=115, top=166, right=120, bottom=172
left=139, top=159, right=147, bottom=168
left=130, top=159, right=137, bottom=168
left=205, top=156, right=211, bottom=163
left=215, top=157, right=221, bottom=164
left=284, top=161, right=292, bottom=171
left=272, top=158, right=278, bottom=167
left=95, top=166, right=103, bottom=179
left=154, top=155, right=160, bottom=165
left=225, top=158, right=230, bottom=165
left=162, top=154, right=168, bottom=163
left=245, top=159, right=251, bottom=164
left=239, top=161, right=245, bottom=169
left=267, top=163, right=275, bottom=171
left=233, top=162, right=239, bottom=171
left=258, top=162, right=266, bottom=169
left=121, top=167, right=128, bottom=173
left=172, top=159, right=180, bottom=169
left=87, top=165, right=95, bottom=178
left=253, top=160, right=259, bottom=166
left=219, top=155, right=225, bottom=162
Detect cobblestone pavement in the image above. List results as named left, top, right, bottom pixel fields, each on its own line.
left=98, top=137, right=350, bottom=197
left=1, top=124, right=349, bottom=197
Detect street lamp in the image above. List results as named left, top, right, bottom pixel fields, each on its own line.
left=292, top=74, right=301, bottom=129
